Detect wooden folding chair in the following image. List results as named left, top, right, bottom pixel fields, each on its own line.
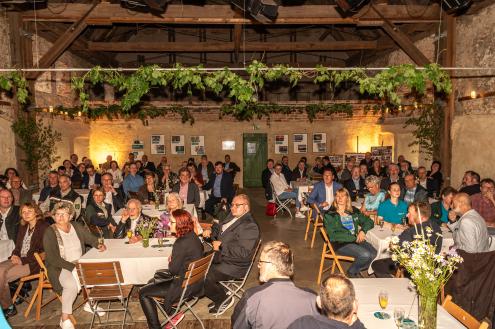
left=16, top=253, right=76, bottom=324
left=305, top=205, right=324, bottom=248
left=77, top=261, right=134, bottom=329
left=317, top=227, right=355, bottom=284
left=442, top=295, right=490, bottom=329
left=153, top=252, right=215, bottom=329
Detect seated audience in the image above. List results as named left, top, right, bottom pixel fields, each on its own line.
left=311, top=157, right=324, bottom=176
left=372, top=201, right=442, bottom=277
left=322, top=156, right=338, bottom=179
left=69, top=154, right=78, bottom=171
left=291, top=160, right=308, bottom=182
left=427, top=161, right=443, bottom=197
left=106, top=161, right=123, bottom=187
left=187, top=163, right=204, bottom=187
left=281, top=156, right=293, bottom=184
left=378, top=183, right=408, bottom=224
left=156, top=156, right=168, bottom=181
left=397, top=155, right=413, bottom=172
left=81, top=165, right=101, bottom=190
left=224, top=154, right=241, bottom=179
left=359, top=152, right=373, bottom=169
left=344, top=167, right=366, bottom=200
left=172, top=168, right=200, bottom=207
left=9, top=176, right=32, bottom=206
left=198, top=155, right=214, bottom=184
left=361, top=175, right=386, bottom=217
left=399, top=161, right=412, bottom=179
left=39, top=171, right=60, bottom=203
left=139, top=209, right=204, bottom=329
left=459, top=170, right=481, bottom=196
left=369, top=159, right=386, bottom=178
left=401, top=174, right=428, bottom=204
left=308, top=168, right=342, bottom=213
left=122, top=163, right=130, bottom=178
left=203, top=162, right=235, bottom=216
left=41, top=174, right=83, bottom=221
left=0, top=203, right=48, bottom=318
left=416, top=166, right=432, bottom=195
left=118, top=199, right=151, bottom=243
left=70, top=163, right=87, bottom=189
left=471, top=178, right=495, bottom=234
left=359, top=163, right=368, bottom=180
left=232, top=241, right=318, bottom=329
left=380, top=164, right=403, bottom=190
left=100, top=155, right=113, bottom=172
left=62, top=160, right=73, bottom=178
left=57, top=166, right=67, bottom=176
left=84, top=187, right=118, bottom=238
left=141, top=154, right=156, bottom=173
left=4, top=168, right=26, bottom=189
left=202, top=194, right=260, bottom=314
left=122, top=163, right=144, bottom=197
left=137, top=172, right=159, bottom=204
left=156, top=193, right=182, bottom=237
left=430, top=186, right=457, bottom=226
left=0, top=189, right=19, bottom=243
left=324, top=188, right=376, bottom=277
left=135, top=160, right=145, bottom=177
left=270, top=163, right=305, bottom=219
left=288, top=274, right=365, bottom=329
left=91, top=173, right=125, bottom=215
left=262, top=159, right=275, bottom=200
left=448, top=193, right=492, bottom=253
left=159, top=164, right=179, bottom=193
left=43, top=202, right=105, bottom=329
left=340, top=160, right=355, bottom=182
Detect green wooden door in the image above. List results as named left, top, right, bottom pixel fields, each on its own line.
left=243, top=133, right=268, bottom=187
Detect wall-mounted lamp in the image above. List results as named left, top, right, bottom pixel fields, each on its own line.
left=470, top=90, right=477, bottom=99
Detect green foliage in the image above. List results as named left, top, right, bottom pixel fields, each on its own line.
left=404, top=104, right=443, bottom=160
left=0, top=72, right=29, bottom=105
left=11, top=116, right=62, bottom=179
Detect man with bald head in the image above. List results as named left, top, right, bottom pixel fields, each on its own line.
left=448, top=193, right=493, bottom=253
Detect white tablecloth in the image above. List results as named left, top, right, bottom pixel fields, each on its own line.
left=32, top=189, right=90, bottom=208
left=78, top=238, right=174, bottom=285
left=0, top=240, right=15, bottom=262
left=112, top=204, right=198, bottom=224
left=366, top=225, right=454, bottom=273
left=351, top=278, right=463, bottom=329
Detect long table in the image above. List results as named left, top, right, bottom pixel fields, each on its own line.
left=351, top=278, right=464, bottom=329
left=78, top=238, right=174, bottom=285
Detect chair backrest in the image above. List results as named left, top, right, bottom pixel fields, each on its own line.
left=320, top=227, right=338, bottom=257
left=238, top=240, right=262, bottom=285
left=182, top=252, right=215, bottom=289
left=442, top=295, right=489, bottom=329
left=269, top=181, right=279, bottom=203
left=34, top=252, right=48, bottom=277
left=76, top=262, right=124, bottom=288
left=312, top=204, right=323, bottom=223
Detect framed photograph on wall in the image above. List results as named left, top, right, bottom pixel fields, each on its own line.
left=312, top=133, right=327, bottom=153
left=293, top=134, right=307, bottom=154
left=150, top=135, right=165, bottom=155
left=171, top=135, right=185, bottom=155
left=275, top=135, right=288, bottom=154
left=190, top=136, right=205, bottom=156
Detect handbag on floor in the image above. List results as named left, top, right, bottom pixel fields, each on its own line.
left=265, top=202, right=276, bottom=217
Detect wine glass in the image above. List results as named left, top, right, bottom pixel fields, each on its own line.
left=378, top=290, right=388, bottom=310
left=394, top=307, right=405, bottom=328
left=126, top=230, right=133, bottom=242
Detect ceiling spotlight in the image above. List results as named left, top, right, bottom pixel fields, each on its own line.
left=121, top=0, right=171, bottom=15
left=442, top=0, right=472, bottom=15
left=335, top=0, right=370, bottom=14
left=231, top=0, right=278, bottom=24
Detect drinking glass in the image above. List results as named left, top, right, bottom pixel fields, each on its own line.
left=98, top=236, right=104, bottom=246
left=127, top=231, right=133, bottom=240
left=394, top=307, right=405, bottom=328
left=157, top=236, right=164, bottom=247
left=378, top=290, right=389, bottom=310
left=378, top=217, right=385, bottom=231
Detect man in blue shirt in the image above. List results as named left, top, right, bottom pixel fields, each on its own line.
left=122, top=163, right=144, bottom=197
left=204, top=162, right=235, bottom=216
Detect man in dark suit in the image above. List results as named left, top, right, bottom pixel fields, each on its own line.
left=380, top=164, right=405, bottom=191
left=360, top=152, right=373, bottom=169
left=281, top=156, right=292, bottom=184
left=198, top=155, right=214, bottom=184
left=223, top=154, right=241, bottom=179
left=0, top=188, right=20, bottom=242
left=203, top=162, right=235, bottom=216
left=262, top=159, right=274, bottom=200
left=39, top=171, right=60, bottom=203
left=203, top=194, right=260, bottom=315
left=401, top=174, right=429, bottom=204
left=141, top=154, right=156, bottom=173
left=81, top=165, right=101, bottom=189
left=172, top=168, right=201, bottom=207
left=344, top=166, right=366, bottom=200
left=291, top=160, right=308, bottom=182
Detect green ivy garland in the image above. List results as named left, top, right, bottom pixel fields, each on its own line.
left=0, top=72, right=29, bottom=105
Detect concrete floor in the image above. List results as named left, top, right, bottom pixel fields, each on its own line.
left=8, top=187, right=336, bottom=328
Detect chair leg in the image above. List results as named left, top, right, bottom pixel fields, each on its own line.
left=311, top=222, right=319, bottom=249
left=317, top=246, right=326, bottom=284
left=24, top=281, right=41, bottom=318
left=304, top=217, right=311, bottom=241
left=331, top=261, right=336, bottom=273
left=35, top=282, right=43, bottom=320
left=335, top=258, right=346, bottom=275
left=12, top=281, right=25, bottom=304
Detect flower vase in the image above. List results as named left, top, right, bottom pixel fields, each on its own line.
left=142, top=236, right=150, bottom=248
left=418, top=293, right=437, bottom=329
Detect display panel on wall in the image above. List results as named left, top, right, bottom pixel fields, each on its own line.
left=328, top=155, right=344, bottom=169
left=371, top=146, right=393, bottom=166
left=275, top=135, right=288, bottom=154
left=345, top=153, right=365, bottom=164
left=190, top=136, right=205, bottom=156
left=171, top=135, right=185, bottom=155
left=150, top=135, right=165, bottom=155
left=312, top=133, right=327, bottom=153
left=293, top=134, right=307, bottom=154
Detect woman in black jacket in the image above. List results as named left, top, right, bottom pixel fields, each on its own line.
left=84, top=187, right=118, bottom=238
left=139, top=209, right=204, bottom=329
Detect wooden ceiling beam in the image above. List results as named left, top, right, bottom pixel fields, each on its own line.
left=22, top=3, right=441, bottom=25
left=86, top=40, right=379, bottom=52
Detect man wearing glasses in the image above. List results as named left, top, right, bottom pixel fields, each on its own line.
left=87, top=173, right=125, bottom=215
left=0, top=189, right=19, bottom=243
left=231, top=241, right=318, bottom=329
left=202, top=194, right=260, bottom=315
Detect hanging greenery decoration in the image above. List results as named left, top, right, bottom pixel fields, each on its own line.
left=404, top=104, right=444, bottom=160
left=0, top=72, right=29, bottom=105
left=70, top=61, right=452, bottom=116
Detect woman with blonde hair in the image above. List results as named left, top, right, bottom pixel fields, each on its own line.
left=0, top=202, right=49, bottom=318
left=323, top=188, right=376, bottom=278
left=156, top=193, right=201, bottom=237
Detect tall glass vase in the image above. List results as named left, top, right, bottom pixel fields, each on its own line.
left=418, top=293, right=437, bottom=329
left=142, top=235, right=150, bottom=248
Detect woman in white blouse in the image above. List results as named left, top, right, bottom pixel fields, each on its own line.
left=106, top=161, right=123, bottom=187
left=43, top=202, right=106, bottom=329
